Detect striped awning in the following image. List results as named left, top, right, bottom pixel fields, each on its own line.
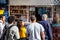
left=9, top=0, right=60, bottom=5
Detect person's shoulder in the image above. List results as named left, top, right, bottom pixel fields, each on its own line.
left=38, top=21, right=44, bottom=23
left=10, top=25, right=18, bottom=30
left=36, top=23, right=44, bottom=29
left=12, top=25, right=18, bottom=28
left=26, top=22, right=36, bottom=25
left=40, top=21, right=48, bottom=23
left=35, top=22, right=42, bottom=26
left=26, top=23, right=33, bottom=29
left=36, top=22, right=40, bottom=24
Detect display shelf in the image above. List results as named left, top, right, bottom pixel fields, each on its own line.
left=10, top=6, right=29, bottom=22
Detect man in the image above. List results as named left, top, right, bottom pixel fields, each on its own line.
left=39, top=14, right=53, bottom=40
left=0, top=15, right=4, bottom=40
left=6, top=15, right=20, bottom=40
left=27, top=15, right=45, bottom=40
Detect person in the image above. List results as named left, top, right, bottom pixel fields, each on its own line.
left=38, top=14, right=53, bottom=40
left=1, top=16, right=9, bottom=40
left=17, top=20, right=27, bottom=40
left=5, top=15, right=20, bottom=40
left=27, top=15, right=45, bottom=40
left=2, top=16, right=8, bottom=28
left=0, top=15, right=4, bottom=40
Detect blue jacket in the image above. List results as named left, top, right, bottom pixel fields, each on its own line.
left=38, top=20, right=53, bottom=40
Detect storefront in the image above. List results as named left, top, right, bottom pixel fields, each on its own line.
left=9, top=0, right=60, bottom=40
left=0, top=0, right=60, bottom=40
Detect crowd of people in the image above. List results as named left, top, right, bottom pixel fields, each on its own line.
left=0, top=14, right=53, bottom=40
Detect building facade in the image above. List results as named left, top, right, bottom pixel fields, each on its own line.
left=9, top=0, right=60, bottom=23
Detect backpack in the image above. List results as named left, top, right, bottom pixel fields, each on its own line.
left=1, top=25, right=14, bottom=40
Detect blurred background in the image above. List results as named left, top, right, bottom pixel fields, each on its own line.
left=0, top=0, right=60, bottom=40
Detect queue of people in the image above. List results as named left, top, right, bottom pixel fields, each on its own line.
left=0, top=14, right=53, bottom=40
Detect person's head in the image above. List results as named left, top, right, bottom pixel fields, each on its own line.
left=19, top=20, right=24, bottom=27
left=42, top=14, right=48, bottom=21
left=8, top=15, right=15, bottom=24
left=0, top=15, right=3, bottom=20
left=30, top=15, right=36, bottom=22
left=17, top=19, right=24, bottom=27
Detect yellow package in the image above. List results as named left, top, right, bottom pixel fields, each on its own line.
left=0, top=10, right=4, bottom=14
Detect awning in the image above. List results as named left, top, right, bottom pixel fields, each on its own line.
left=9, top=0, right=54, bottom=5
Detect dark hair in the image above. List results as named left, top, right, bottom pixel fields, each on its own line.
left=30, top=15, right=36, bottom=22
left=0, top=15, right=3, bottom=19
left=17, top=19, right=23, bottom=31
left=17, top=19, right=23, bottom=26
left=8, top=15, right=15, bottom=24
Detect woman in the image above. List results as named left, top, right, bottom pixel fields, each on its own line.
left=17, top=20, right=27, bottom=40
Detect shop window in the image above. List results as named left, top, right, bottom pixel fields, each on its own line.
left=38, top=7, right=51, bottom=18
